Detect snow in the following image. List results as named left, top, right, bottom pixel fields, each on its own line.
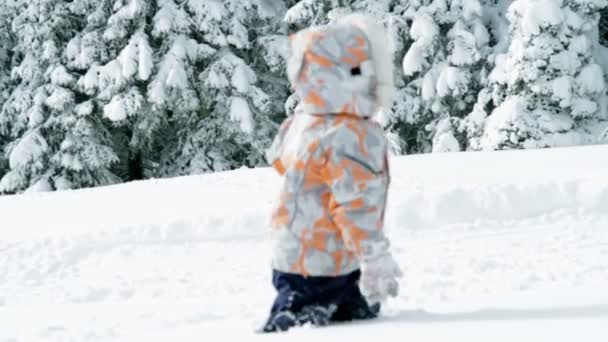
left=230, top=96, right=254, bottom=134
left=152, top=0, right=180, bottom=37
left=98, top=61, right=127, bottom=98
left=137, top=33, right=153, bottom=81
left=231, top=64, right=251, bottom=93
left=75, top=101, right=94, bottom=117
left=552, top=76, right=572, bottom=106
left=109, top=0, right=147, bottom=24
left=436, top=66, right=467, bottom=97
left=27, top=90, right=47, bottom=127
left=570, top=35, right=592, bottom=56
left=480, top=96, right=531, bottom=149
left=462, top=0, right=483, bottom=21
left=432, top=131, right=460, bottom=153
left=472, top=20, right=490, bottom=48
left=551, top=50, right=582, bottom=75
left=421, top=71, right=437, bottom=101
left=402, top=42, right=426, bottom=76
left=284, top=0, right=315, bottom=26
left=27, top=104, right=44, bottom=128
left=104, top=89, right=146, bottom=122
left=25, top=177, right=52, bottom=193
left=448, top=30, right=479, bottom=66
left=577, top=63, right=605, bottom=93
left=258, top=35, right=289, bottom=73
left=571, top=98, right=598, bottom=118
left=410, top=13, right=439, bottom=45
left=165, top=63, right=188, bottom=89
left=564, top=8, right=584, bottom=30
left=2, top=145, right=608, bottom=341
left=256, top=0, right=286, bottom=19
left=104, top=96, right=128, bottom=122
left=50, top=65, right=75, bottom=87
left=511, top=0, right=564, bottom=37
left=42, top=40, right=59, bottom=61
left=78, top=64, right=102, bottom=95
left=8, top=130, right=48, bottom=169
left=60, top=152, right=84, bottom=171
left=45, top=87, right=74, bottom=111
left=118, top=38, right=138, bottom=80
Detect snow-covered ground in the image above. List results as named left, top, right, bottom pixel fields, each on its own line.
left=2, top=145, right=608, bottom=341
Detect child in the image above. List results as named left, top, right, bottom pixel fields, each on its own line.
left=262, top=13, right=402, bottom=332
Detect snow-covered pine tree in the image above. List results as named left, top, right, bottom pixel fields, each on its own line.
left=155, top=0, right=289, bottom=175
left=393, top=0, right=493, bottom=153
left=70, top=0, right=156, bottom=181
left=0, top=0, right=16, bottom=178
left=469, top=0, right=608, bottom=150
left=284, top=0, right=342, bottom=30
left=0, top=0, right=74, bottom=192
left=0, top=0, right=123, bottom=193
left=248, top=1, right=292, bottom=153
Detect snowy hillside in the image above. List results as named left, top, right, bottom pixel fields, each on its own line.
left=2, top=145, right=608, bottom=341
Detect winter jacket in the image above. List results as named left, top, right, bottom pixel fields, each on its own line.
left=266, top=16, right=394, bottom=277
left=267, top=111, right=391, bottom=277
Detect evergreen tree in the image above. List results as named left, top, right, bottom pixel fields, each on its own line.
left=155, top=0, right=289, bottom=175
left=392, top=0, right=493, bottom=153
left=70, top=0, right=155, bottom=181
left=0, top=0, right=17, bottom=178
left=0, top=0, right=80, bottom=192
left=468, top=0, right=608, bottom=150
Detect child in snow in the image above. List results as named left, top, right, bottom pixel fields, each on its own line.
left=262, top=14, right=402, bottom=332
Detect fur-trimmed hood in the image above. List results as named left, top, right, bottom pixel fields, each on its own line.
left=286, top=13, right=396, bottom=118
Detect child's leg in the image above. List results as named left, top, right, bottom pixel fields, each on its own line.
left=262, top=270, right=353, bottom=332
left=330, top=270, right=381, bottom=322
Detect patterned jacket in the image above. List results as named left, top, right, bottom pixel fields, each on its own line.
left=266, top=17, right=394, bottom=277
left=267, top=111, right=391, bottom=277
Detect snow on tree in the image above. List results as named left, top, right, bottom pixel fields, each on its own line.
left=155, top=0, right=288, bottom=176
left=468, top=0, right=608, bottom=150
left=0, top=0, right=123, bottom=194
left=284, top=0, right=341, bottom=29
left=0, top=0, right=17, bottom=178
left=392, top=0, right=493, bottom=153
left=68, top=0, right=155, bottom=182
left=0, top=0, right=74, bottom=193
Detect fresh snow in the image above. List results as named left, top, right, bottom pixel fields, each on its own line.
left=552, top=76, right=573, bottom=106
left=1, top=145, right=608, bottom=341
left=8, top=131, right=48, bottom=170
left=402, top=41, right=426, bottom=75
left=410, top=13, right=439, bottom=45
left=513, top=0, right=565, bottom=37
left=577, top=64, right=606, bottom=94
left=231, top=64, right=251, bottom=94
left=230, top=96, right=254, bottom=134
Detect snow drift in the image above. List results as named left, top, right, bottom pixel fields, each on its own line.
left=1, top=144, right=608, bottom=342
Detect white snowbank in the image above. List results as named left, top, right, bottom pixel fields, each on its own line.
left=2, top=144, right=607, bottom=242
left=2, top=145, right=608, bottom=341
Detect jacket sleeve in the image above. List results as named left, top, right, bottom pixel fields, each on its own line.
left=322, top=122, right=392, bottom=263
left=266, top=116, right=294, bottom=175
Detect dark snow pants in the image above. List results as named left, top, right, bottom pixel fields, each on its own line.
left=262, top=269, right=380, bottom=332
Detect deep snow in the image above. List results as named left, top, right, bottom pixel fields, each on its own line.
left=1, top=144, right=608, bottom=341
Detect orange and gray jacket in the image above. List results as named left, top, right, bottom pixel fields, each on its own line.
left=267, top=15, right=395, bottom=277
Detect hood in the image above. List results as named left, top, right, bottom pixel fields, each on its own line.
left=286, top=13, right=396, bottom=119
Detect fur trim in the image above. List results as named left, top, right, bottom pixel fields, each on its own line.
left=334, top=13, right=396, bottom=112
